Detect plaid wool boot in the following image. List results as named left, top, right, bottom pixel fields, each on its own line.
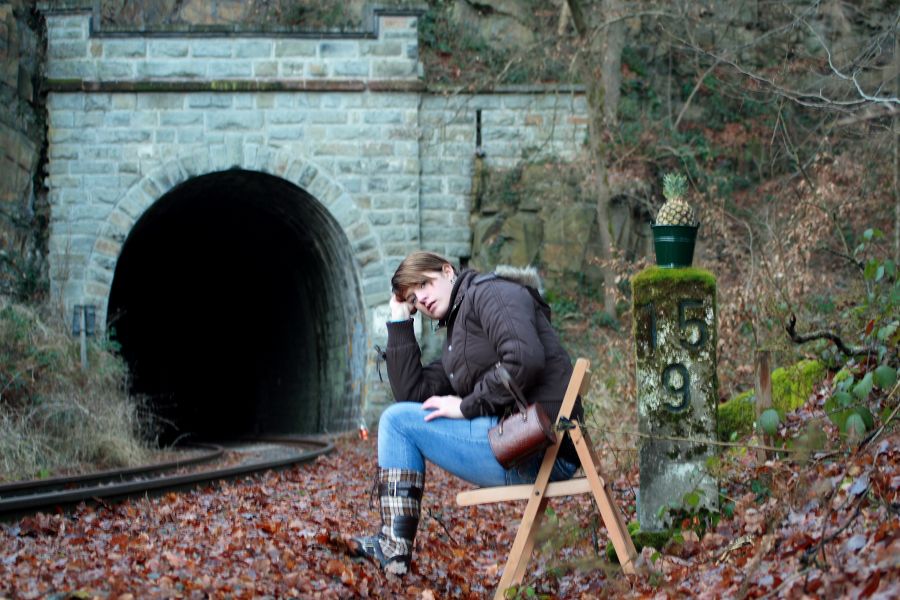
left=350, top=468, right=424, bottom=575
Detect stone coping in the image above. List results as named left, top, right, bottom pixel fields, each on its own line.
left=45, top=79, right=586, bottom=95
left=36, top=2, right=426, bottom=40
left=45, top=78, right=427, bottom=93
left=427, top=83, right=586, bottom=95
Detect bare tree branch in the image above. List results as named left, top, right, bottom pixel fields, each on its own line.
left=683, top=45, right=870, bottom=110
left=785, top=313, right=870, bottom=356
left=557, top=0, right=571, bottom=36
left=674, top=59, right=720, bottom=129
left=833, top=105, right=899, bottom=126
left=802, top=15, right=900, bottom=106
left=661, top=1, right=898, bottom=111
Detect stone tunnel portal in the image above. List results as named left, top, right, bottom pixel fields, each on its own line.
left=107, top=169, right=364, bottom=444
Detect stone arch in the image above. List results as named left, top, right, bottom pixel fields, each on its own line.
left=91, top=144, right=382, bottom=439
left=84, top=144, right=385, bottom=317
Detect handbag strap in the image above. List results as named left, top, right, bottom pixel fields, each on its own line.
left=494, top=363, right=529, bottom=414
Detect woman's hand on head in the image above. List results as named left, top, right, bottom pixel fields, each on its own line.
left=389, top=291, right=416, bottom=321
left=422, top=395, right=463, bottom=421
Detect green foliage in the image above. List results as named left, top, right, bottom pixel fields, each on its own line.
left=845, top=413, right=867, bottom=440
left=504, top=584, right=551, bottom=600
left=853, top=372, right=874, bottom=401
left=280, top=2, right=355, bottom=29
left=824, top=389, right=874, bottom=436
left=846, top=229, right=898, bottom=361
left=418, top=7, right=450, bottom=54
left=758, top=408, right=780, bottom=436
left=717, top=360, right=826, bottom=439
left=605, top=521, right=673, bottom=563
left=662, top=172, right=688, bottom=202
left=0, top=244, right=48, bottom=303
left=653, top=487, right=723, bottom=539
left=825, top=361, right=892, bottom=438
left=419, top=1, right=563, bottom=86
left=874, top=365, right=897, bottom=389
left=750, top=478, right=771, bottom=502
left=817, top=225, right=898, bottom=445
left=544, top=289, right=579, bottom=320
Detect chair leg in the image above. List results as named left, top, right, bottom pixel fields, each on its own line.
left=494, top=494, right=548, bottom=599
left=510, top=496, right=547, bottom=584
left=494, top=432, right=565, bottom=597
left=571, top=424, right=638, bottom=575
left=580, top=428, right=634, bottom=553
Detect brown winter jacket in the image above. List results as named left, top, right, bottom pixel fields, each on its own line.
left=385, top=268, right=583, bottom=463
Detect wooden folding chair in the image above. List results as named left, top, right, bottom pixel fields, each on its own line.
left=456, top=358, right=637, bottom=599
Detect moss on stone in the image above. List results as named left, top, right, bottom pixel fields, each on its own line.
left=717, top=389, right=755, bottom=440
left=632, top=266, right=717, bottom=294
left=606, top=521, right=673, bottom=562
left=717, top=359, right=826, bottom=439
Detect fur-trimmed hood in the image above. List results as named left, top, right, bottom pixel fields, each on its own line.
left=492, top=264, right=544, bottom=296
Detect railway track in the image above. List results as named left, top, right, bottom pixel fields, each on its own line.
left=0, top=436, right=333, bottom=518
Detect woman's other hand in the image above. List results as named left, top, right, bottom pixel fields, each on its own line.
left=422, top=395, right=463, bottom=421
left=389, top=291, right=416, bottom=321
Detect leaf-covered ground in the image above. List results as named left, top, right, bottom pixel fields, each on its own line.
left=1, top=429, right=898, bottom=599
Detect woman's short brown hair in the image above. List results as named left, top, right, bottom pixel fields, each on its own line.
left=391, top=251, right=457, bottom=297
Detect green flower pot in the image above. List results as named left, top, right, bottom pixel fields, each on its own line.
left=651, top=224, right=699, bottom=268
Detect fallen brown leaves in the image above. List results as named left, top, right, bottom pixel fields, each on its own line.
left=1, top=430, right=899, bottom=599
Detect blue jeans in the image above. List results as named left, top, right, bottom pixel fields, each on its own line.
left=377, top=402, right=578, bottom=487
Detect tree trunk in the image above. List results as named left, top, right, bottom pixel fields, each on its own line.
left=895, top=33, right=899, bottom=265
left=566, top=0, right=625, bottom=315
left=754, top=350, right=773, bottom=461
left=601, top=0, right=625, bottom=126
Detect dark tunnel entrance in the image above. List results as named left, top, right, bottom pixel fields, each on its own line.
left=107, top=169, right=365, bottom=444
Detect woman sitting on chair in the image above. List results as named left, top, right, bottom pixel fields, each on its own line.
left=351, top=251, right=583, bottom=575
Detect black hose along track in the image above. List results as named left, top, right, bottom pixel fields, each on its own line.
left=0, top=437, right=333, bottom=517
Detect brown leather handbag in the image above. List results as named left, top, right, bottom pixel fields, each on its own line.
left=488, top=363, right=557, bottom=469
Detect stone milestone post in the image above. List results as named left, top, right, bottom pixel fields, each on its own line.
left=632, top=267, right=719, bottom=531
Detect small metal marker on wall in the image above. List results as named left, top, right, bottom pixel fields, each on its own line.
left=72, top=304, right=96, bottom=370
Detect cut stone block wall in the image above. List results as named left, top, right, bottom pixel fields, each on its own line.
left=41, top=7, right=591, bottom=426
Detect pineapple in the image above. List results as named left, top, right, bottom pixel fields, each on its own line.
left=655, top=172, right=696, bottom=226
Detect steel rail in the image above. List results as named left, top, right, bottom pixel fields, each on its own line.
left=0, top=436, right=334, bottom=517
left=0, top=443, right=225, bottom=497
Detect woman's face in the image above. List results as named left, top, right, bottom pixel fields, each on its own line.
left=403, top=264, right=455, bottom=320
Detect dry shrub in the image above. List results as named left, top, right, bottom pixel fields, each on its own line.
left=698, top=148, right=894, bottom=398
left=555, top=251, right=653, bottom=472
left=0, top=299, right=155, bottom=482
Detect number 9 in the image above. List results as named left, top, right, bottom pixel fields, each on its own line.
left=662, top=363, right=690, bottom=412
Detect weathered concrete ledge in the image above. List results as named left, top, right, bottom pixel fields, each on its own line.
left=45, top=78, right=427, bottom=93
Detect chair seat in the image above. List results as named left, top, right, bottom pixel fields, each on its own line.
left=457, top=477, right=592, bottom=506
left=455, top=359, right=636, bottom=598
